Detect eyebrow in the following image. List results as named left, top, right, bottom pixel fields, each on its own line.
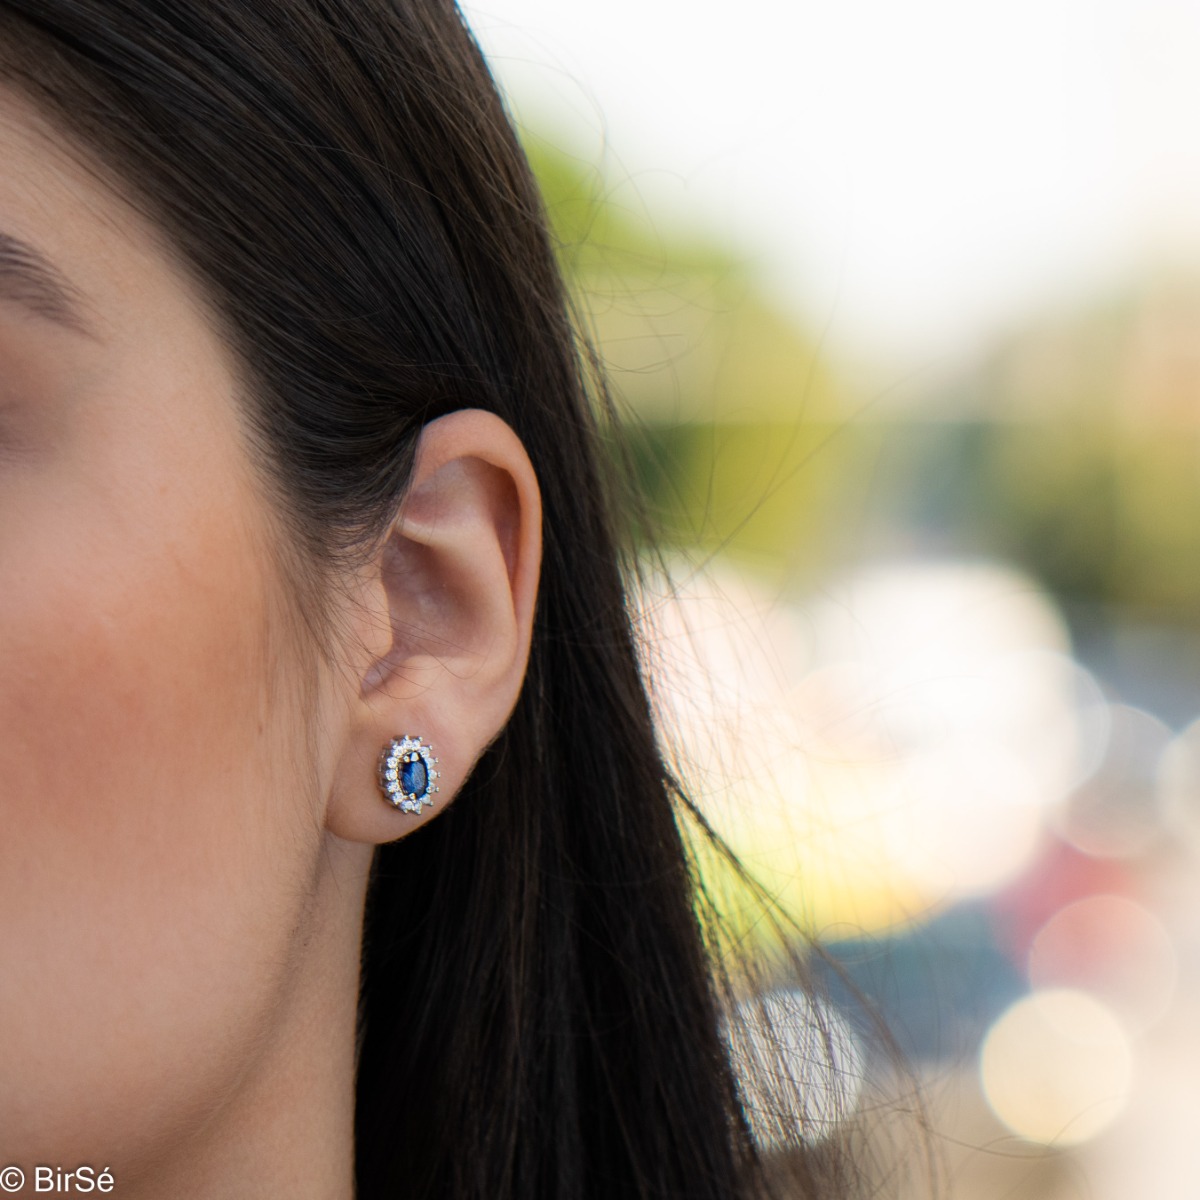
left=0, top=230, right=95, bottom=337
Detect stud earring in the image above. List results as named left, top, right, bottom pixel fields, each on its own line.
left=378, top=735, right=441, bottom=813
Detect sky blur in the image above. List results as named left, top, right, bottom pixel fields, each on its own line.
left=465, top=0, right=1200, bottom=364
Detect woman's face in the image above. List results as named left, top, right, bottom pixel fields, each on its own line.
left=0, top=84, right=353, bottom=1171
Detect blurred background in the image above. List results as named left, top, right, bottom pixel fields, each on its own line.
left=464, top=2, right=1200, bottom=1195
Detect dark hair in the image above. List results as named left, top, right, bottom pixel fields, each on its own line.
left=0, top=4, right=852, bottom=1196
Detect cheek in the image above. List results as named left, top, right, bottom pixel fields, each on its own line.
left=1, top=515, right=275, bottom=868
left=0, top=474, right=318, bottom=1160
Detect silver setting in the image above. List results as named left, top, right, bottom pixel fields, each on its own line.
left=377, top=734, right=441, bottom=814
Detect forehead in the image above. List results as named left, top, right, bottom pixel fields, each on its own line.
left=0, top=81, right=274, bottom=540
left=0, top=83, right=220, bottom=353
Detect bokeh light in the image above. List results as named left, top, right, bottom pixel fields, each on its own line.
left=1027, top=894, right=1178, bottom=1034
left=726, top=989, right=864, bottom=1148
left=644, top=558, right=1107, bottom=935
left=980, top=988, right=1134, bottom=1147
left=1055, top=705, right=1173, bottom=859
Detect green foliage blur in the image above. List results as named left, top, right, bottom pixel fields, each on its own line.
left=526, top=132, right=1200, bottom=626
left=523, top=132, right=872, bottom=587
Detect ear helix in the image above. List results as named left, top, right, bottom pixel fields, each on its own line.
left=377, top=735, right=441, bottom=813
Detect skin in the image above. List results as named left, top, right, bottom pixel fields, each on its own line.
left=0, top=85, right=542, bottom=1197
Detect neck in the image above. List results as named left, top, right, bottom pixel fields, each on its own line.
left=118, top=836, right=372, bottom=1200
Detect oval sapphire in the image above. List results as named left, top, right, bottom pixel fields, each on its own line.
left=400, top=756, right=428, bottom=799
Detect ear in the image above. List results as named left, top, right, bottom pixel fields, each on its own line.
left=324, top=409, right=541, bottom=844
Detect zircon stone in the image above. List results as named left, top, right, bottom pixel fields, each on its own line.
left=400, top=756, right=428, bottom=799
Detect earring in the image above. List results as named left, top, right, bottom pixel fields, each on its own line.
left=378, top=735, right=441, bottom=813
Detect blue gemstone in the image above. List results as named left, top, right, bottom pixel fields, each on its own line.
left=400, top=756, right=428, bottom=799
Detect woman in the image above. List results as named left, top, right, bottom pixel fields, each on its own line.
left=0, top=3, right=847, bottom=1197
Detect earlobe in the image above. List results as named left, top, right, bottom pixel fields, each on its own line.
left=324, top=409, right=541, bottom=845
